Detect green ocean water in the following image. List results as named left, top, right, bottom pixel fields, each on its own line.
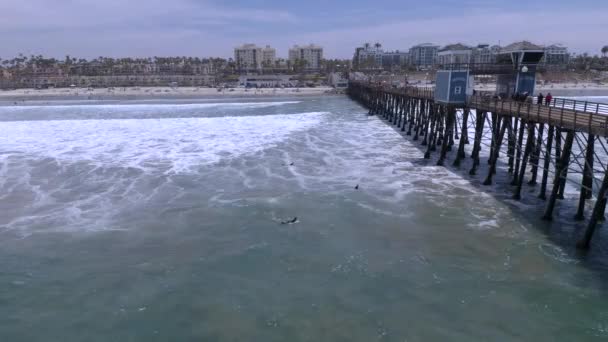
left=1, top=96, right=608, bottom=341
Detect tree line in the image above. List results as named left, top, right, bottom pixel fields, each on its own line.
left=0, top=54, right=351, bottom=77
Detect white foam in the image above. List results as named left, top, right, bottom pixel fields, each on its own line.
left=0, top=112, right=327, bottom=174
left=0, top=101, right=301, bottom=111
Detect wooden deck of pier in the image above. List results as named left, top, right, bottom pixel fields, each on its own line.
left=385, top=86, right=608, bottom=137
left=348, top=82, right=608, bottom=249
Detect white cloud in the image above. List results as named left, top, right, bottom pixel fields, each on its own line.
left=280, top=8, right=608, bottom=57
left=0, top=0, right=296, bottom=31
left=0, top=2, right=604, bottom=58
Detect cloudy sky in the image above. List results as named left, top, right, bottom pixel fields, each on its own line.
left=1, top=0, right=606, bottom=59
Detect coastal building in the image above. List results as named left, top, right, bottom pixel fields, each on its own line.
left=382, top=50, right=410, bottom=69
left=353, top=43, right=384, bottom=69
left=437, top=43, right=472, bottom=66
left=409, top=43, right=439, bottom=68
left=471, top=44, right=500, bottom=64
left=238, top=75, right=295, bottom=88
left=289, top=44, right=324, bottom=70
left=328, top=72, right=349, bottom=88
left=544, top=44, right=570, bottom=65
left=234, top=44, right=276, bottom=70
left=262, top=45, right=277, bottom=67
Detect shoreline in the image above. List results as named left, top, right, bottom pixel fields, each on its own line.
left=0, top=86, right=340, bottom=102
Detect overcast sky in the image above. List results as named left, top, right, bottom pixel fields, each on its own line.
left=1, top=0, right=606, bottom=59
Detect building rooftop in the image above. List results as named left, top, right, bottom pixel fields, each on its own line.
left=439, top=43, right=472, bottom=52
left=501, top=41, right=544, bottom=52
left=411, top=43, right=440, bottom=48
left=291, top=44, right=323, bottom=49
left=545, top=44, right=567, bottom=49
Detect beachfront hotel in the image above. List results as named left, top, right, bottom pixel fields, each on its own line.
left=409, top=43, right=440, bottom=68
left=288, top=44, right=324, bottom=70
left=234, top=44, right=276, bottom=70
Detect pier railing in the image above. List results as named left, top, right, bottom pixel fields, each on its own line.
left=548, top=97, right=608, bottom=116
left=469, top=94, right=608, bottom=137
left=360, top=82, right=608, bottom=137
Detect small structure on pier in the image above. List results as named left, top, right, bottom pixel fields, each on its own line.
left=434, top=67, right=472, bottom=104
left=495, top=41, right=545, bottom=98
left=434, top=41, right=545, bottom=103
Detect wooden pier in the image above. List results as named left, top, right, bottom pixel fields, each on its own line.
left=348, top=82, right=608, bottom=249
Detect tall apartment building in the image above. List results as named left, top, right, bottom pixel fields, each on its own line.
left=261, top=45, right=277, bottom=67
left=409, top=43, right=439, bottom=68
left=382, top=50, right=410, bottom=69
left=353, top=43, right=384, bottom=69
left=289, top=44, right=323, bottom=70
left=234, top=44, right=276, bottom=70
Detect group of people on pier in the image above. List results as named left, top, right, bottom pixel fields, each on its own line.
left=511, top=91, right=553, bottom=105
left=536, top=92, right=553, bottom=106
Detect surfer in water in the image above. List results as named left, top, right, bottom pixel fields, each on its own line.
left=281, top=217, right=298, bottom=225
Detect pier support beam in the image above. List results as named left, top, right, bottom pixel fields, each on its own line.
left=453, top=108, right=470, bottom=167
left=529, top=124, right=544, bottom=186
left=483, top=117, right=508, bottom=185
left=437, top=107, right=456, bottom=166
left=575, top=134, right=595, bottom=221
left=511, top=118, right=526, bottom=185
left=514, top=122, right=535, bottom=200
left=578, top=168, right=608, bottom=249
left=508, top=118, right=517, bottom=174
left=543, top=131, right=575, bottom=221
left=424, top=106, right=438, bottom=159
left=469, top=111, right=486, bottom=176
left=539, top=125, right=555, bottom=200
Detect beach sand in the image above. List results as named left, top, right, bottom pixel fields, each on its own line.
left=0, top=86, right=338, bottom=102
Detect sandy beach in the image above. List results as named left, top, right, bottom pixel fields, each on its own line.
left=0, top=86, right=338, bottom=102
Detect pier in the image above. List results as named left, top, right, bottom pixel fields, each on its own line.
left=348, top=81, right=608, bottom=249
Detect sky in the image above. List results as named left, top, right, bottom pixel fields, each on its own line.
left=0, top=0, right=606, bottom=59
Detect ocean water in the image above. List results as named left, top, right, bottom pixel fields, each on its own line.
left=1, top=96, right=608, bottom=341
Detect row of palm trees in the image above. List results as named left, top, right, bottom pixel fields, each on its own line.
left=1, top=59, right=230, bottom=78
left=0, top=53, right=352, bottom=78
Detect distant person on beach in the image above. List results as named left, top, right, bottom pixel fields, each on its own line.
left=537, top=93, right=544, bottom=105
left=545, top=93, right=553, bottom=106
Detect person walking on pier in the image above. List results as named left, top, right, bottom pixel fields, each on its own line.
left=545, top=93, right=553, bottom=106
left=537, top=93, right=544, bottom=105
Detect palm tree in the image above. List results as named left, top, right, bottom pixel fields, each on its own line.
left=602, top=45, right=608, bottom=57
